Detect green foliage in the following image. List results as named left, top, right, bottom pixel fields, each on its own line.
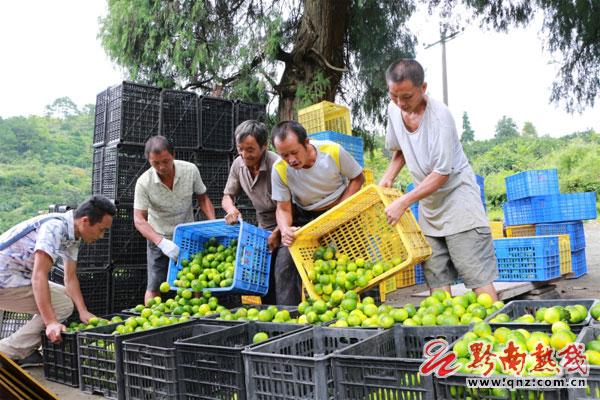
left=429, top=0, right=600, bottom=111
left=521, top=121, right=538, bottom=138
left=494, top=115, right=519, bottom=140
left=0, top=99, right=92, bottom=232
left=461, top=111, right=475, bottom=143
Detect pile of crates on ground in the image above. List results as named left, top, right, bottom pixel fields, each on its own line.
left=77, top=81, right=267, bottom=313
left=496, top=168, right=596, bottom=281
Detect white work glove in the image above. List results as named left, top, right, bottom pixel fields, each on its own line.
left=157, top=238, right=180, bottom=260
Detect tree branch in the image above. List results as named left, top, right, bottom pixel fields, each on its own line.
left=309, top=47, right=347, bottom=72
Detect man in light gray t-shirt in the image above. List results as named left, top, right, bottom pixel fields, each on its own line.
left=269, top=120, right=364, bottom=305
left=380, top=59, right=498, bottom=300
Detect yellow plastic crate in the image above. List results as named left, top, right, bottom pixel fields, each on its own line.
left=378, top=276, right=398, bottom=303
left=505, top=224, right=536, bottom=238
left=395, top=267, right=416, bottom=289
left=363, top=168, right=374, bottom=186
left=298, top=101, right=352, bottom=135
left=489, top=221, right=504, bottom=239
left=290, top=184, right=432, bottom=300
left=558, top=234, right=572, bottom=275
left=241, top=295, right=262, bottom=305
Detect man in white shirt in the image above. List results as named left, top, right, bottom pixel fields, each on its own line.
left=380, top=59, right=498, bottom=300
left=134, top=136, right=215, bottom=304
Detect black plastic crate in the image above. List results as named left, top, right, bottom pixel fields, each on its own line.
left=100, top=143, right=148, bottom=203
left=486, top=299, right=595, bottom=333
left=435, top=374, right=565, bottom=400
left=173, top=148, right=199, bottom=164
left=92, top=146, right=104, bottom=195
left=570, top=326, right=600, bottom=400
left=176, top=320, right=309, bottom=400
left=242, top=326, right=380, bottom=400
left=0, top=311, right=33, bottom=339
left=196, top=207, right=228, bottom=221
left=198, top=96, right=234, bottom=151
left=94, top=88, right=109, bottom=147
left=50, top=266, right=111, bottom=316
left=42, top=313, right=127, bottom=387
left=78, top=318, right=197, bottom=400
left=109, top=203, right=147, bottom=265
left=77, top=236, right=111, bottom=269
left=123, top=320, right=242, bottom=400
left=106, top=81, right=162, bottom=146
left=110, top=264, right=148, bottom=313
left=234, top=100, right=267, bottom=126
left=332, top=325, right=470, bottom=400
left=160, top=89, right=200, bottom=149
left=239, top=207, right=258, bottom=226
left=195, top=151, right=231, bottom=203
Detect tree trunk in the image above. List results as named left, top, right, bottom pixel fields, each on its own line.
left=276, top=0, right=350, bottom=121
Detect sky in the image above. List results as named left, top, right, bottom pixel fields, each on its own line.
left=0, top=1, right=598, bottom=140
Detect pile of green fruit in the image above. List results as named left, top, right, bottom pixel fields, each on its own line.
left=453, top=321, right=578, bottom=376
left=66, top=315, right=123, bottom=332
left=171, top=237, right=237, bottom=291
left=400, top=289, right=503, bottom=327
left=308, top=246, right=402, bottom=301
left=111, top=314, right=190, bottom=335
left=488, top=304, right=589, bottom=325
left=216, top=305, right=299, bottom=323
left=133, top=289, right=226, bottom=318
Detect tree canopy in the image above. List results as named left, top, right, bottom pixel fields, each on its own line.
left=495, top=115, right=519, bottom=140
left=430, top=0, right=600, bottom=112
left=99, top=0, right=415, bottom=126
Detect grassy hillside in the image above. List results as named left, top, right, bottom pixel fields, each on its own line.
left=0, top=101, right=93, bottom=231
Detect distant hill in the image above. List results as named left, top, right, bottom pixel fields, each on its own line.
left=0, top=98, right=94, bottom=231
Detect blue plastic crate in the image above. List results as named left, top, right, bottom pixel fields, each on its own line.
left=414, top=264, right=424, bottom=284
left=309, top=131, right=364, bottom=167
left=504, top=192, right=597, bottom=225
left=505, top=169, right=559, bottom=201
left=494, top=236, right=561, bottom=282
left=571, top=248, right=587, bottom=278
left=535, top=221, right=586, bottom=251
left=166, top=219, right=272, bottom=295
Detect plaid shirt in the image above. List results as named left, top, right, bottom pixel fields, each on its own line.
left=0, top=211, right=79, bottom=288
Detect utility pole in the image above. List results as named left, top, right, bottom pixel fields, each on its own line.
left=425, top=23, right=464, bottom=106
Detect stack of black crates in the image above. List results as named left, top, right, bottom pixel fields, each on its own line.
left=82, top=81, right=266, bottom=312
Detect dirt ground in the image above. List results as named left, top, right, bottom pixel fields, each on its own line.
left=23, top=221, right=600, bottom=399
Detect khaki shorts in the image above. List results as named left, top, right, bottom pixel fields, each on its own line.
left=423, top=227, right=498, bottom=289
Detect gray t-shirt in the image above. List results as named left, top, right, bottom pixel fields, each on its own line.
left=223, top=151, right=278, bottom=230
left=271, top=140, right=363, bottom=211
left=385, top=97, right=488, bottom=237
